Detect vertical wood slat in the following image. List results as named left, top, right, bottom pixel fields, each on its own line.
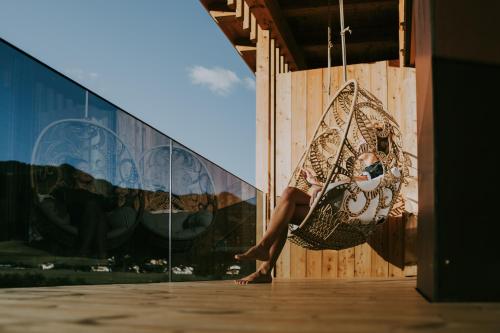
left=275, top=72, right=292, bottom=278
left=235, top=0, right=243, bottom=19
left=243, top=1, right=250, bottom=30
left=275, top=48, right=281, bottom=74
left=336, top=64, right=357, bottom=279
left=250, top=13, right=257, bottom=42
left=387, top=63, right=405, bottom=278
left=387, top=64, right=418, bottom=277
left=255, top=27, right=270, bottom=269
left=290, top=71, right=307, bottom=278
left=305, top=69, right=323, bottom=278
left=321, top=66, right=340, bottom=278
left=270, top=38, right=276, bottom=210
left=368, top=62, right=390, bottom=278
left=351, top=63, right=374, bottom=278
left=399, top=0, right=405, bottom=66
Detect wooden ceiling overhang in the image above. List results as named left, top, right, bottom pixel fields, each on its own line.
left=200, top=0, right=409, bottom=72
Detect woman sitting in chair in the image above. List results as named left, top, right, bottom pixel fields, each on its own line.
left=234, top=128, right=389, bottom=285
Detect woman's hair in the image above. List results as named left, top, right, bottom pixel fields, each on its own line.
left=376, top=136, right=390, bottom=155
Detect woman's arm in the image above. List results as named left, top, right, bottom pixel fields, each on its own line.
left=301, top=168, right=324, bottom=186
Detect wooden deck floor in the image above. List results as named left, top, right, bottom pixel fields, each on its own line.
left=0, top=277, right=499, bottom=332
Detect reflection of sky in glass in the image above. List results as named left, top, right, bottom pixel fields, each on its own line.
left=0, top=38, right=259, bottom=284
left=0, top=38, right=256, bottom=199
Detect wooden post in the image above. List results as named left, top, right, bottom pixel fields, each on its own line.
left=255, top=27, right=271, bottom=269
left=415, top=0, right=500, bottom=301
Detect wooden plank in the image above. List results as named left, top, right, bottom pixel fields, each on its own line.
left=270, top=38, right=276, bottom=210
left=250, top=13, right=257, bottom=42
left=338, top=248, right=355, bottom=278
left=243, top=1, right=250, bottom=30
left=284, top=63, right=289, bottom=73
left=209, top=10, right=236, bottom=19
left=290, top=71, right=307, bottom=278
left=305, top=68, right=323, bottom=278
left=255, top=26, right=270, bottom=193
left=321, top=250, right=338, bottom=279
left=275, top=47, right=280, bottom=74
left=275, top=72, right=292, bottom=279
left=235, top=0, right=243, bottom=19
left=403, top=213, right=418, bottom=276
left=399, top=0, right=405, bottom=66
left=337, top=65, right=356, bottom=278
left=388, top=216, right=405, bottom=277
left=235, top=45, right=256, bottom=53
left=321, top=66, right=340, bottom=279
left=255, top=27, right=270, bottom=269
left=369, top=61, right=389, bottom=278
left=354, top=242, right=372, bottom=278
left=346, top=63, right=372, bottom=278
left=280, top=55, right=284, bottom=73
left=386, top=63, right=405, bottom=278
left=275, top=72, right=292, bottom=198
left=4, top=277, right=500, bottom=332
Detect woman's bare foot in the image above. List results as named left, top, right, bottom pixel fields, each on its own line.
left=234, top=270, right=272, bottom=285
left=234, top=243, right=269, bottom=261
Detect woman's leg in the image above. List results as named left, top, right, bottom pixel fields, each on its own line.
left=235, top=187, right=310, bottom=261
left=235, top=203, right=309, bottom=284
left=234, top=187, right=310, bottom=284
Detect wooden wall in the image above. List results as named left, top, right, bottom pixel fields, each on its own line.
left=270, top=62, right=418, bottom=279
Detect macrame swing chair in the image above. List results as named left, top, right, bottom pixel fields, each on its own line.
left=286, top=0, right=408, bottom=251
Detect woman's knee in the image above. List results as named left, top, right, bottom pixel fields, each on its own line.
left=281, top=187, right=300, bottom=202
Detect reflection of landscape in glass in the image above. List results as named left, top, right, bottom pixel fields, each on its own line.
left=0, top=38, right=258, bottom=287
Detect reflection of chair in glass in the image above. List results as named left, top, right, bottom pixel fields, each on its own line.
left=140, top=146, right=217, bottom=251
left=30, top=120, right=143, bottom=253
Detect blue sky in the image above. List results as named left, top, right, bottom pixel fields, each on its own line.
left=0, top=0, right=256, bottom=186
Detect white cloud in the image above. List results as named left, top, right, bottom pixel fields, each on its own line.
left=243, top=77, right=255, bottom=91
left=188, top=65, right=255, bottom=96
left=188, top=66, right=240, bottom=96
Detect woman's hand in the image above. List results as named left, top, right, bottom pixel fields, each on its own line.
left=301, top=168, right=322, bottom=186
left=309, top=185, right=323, bottom=207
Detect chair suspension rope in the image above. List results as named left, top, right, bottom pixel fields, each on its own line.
left=339, top=0, right=351, bottom=83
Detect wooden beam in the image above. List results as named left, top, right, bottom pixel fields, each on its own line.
left=250, top=13, right=257, bottom=42
left=236, top=0, right=244, bottom=19
left=209, top=10, right=236, bottom=20
left=243, top=1, right=250, bottom=30
left=280, top=55, right=284, bottom=73
left=247, top=0, right=307, bottom=70
left=281, top=0, right=396, bottom=17
left=255, top=26, right=271, bottom=268
left=236, top=44, right=257, bottom=54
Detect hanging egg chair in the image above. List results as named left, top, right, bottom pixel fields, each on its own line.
left=284, top=0, right=408, bottom=251
left=286, top=79, right=408, bottom=250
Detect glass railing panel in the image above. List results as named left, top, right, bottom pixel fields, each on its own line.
left=0, top=38, right=258, bottom=287
left=170, top=141, right=256, bottom=281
